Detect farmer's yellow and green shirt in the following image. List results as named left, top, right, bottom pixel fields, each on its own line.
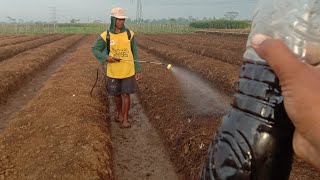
left=91, top=17, right=140, bottom=78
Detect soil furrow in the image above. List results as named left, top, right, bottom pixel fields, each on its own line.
left=0, top=34, right=16, bottom=39
left=0, top=34, right=69, bottom=62
left=195, top=30, right=250, bottom=37
left=110, top=94, right=183, bottom=180
left=0, top=35, right=84, bottom=105
left=0, top=35, right=25, bottom=41
left=140, top=35, right=244, bottom=66
left=0, top=35, right=113, bottom=179
left=136, top=48, right=227, bottom=179
left=0, top=34, right=54, bottom=47
left=137, top=37, right=239, bottom=95
left=143, top=34, right=246, bottom=52
left=0, top=35, right=88, bottom=132
left=137, top=34, right=320, bottom=180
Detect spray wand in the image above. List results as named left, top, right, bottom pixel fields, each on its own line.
left=112, top=57, right=172, bottom=70
left=90, top=57, right=172, bottom=97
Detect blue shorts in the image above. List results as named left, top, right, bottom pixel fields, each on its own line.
left=106, top=75, right=137, bottom=96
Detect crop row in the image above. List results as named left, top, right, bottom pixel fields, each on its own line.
left=0, top=35, right=84, bottom=104
left=136, top=49, right=223, bottom=179
left=0, top=35, right=113, bottom=179
left=145, top=33, right=247, bottom=52
left=0, top=34, right=69, bottom=62
left=137, top=37, right=240, bottom=95
left=0, top=34, right=23, bottom=40
left=137, top=34, right=320, bottom=179
left=0, top=34, right=53, bottom=48
left=140, top=35, right=244, bottom=66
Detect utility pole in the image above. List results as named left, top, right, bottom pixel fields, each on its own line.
left=49, top=7, right=57, bottom=32
left=136, top=0, right=143, bottom=24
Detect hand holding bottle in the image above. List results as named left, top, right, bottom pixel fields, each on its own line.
left=252, top=34, right=320, bottom=170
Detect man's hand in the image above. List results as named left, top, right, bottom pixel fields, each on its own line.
left=135, top=72, right=142, bottom=81
left=252, top=34, right=320, bottom=170
left=106, top=56, right=118, bottom=63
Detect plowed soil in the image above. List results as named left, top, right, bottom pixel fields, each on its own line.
left=0, top=33, right=319, bottom=180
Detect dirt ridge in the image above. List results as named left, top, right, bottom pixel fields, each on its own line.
left=137, top=37, right=239, bottom=95
left=0, top=35, right=113, bottom=179
left=0, top=34, right=54, bottom=48
left=0, top=35, right=84, bottom=105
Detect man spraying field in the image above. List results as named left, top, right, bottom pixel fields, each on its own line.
left=92, top=7, right=141, bottom=128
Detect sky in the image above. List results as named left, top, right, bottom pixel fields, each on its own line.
left=0, top=0, right=257, bottom=23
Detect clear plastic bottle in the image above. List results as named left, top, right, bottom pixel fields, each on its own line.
left=201, top=0, right=320, bottom=179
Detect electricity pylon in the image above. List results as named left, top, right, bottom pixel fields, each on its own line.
left=136, top=0, right=143, bottom=24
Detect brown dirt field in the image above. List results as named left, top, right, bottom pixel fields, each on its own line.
left=0, top=35, right=113, bottom=179
left=0, top=33, right=319, bottom=180
left=0, top=34, right=84, bottom=105
left=145, top=31, right=318, bottom=179
left=0, top=34, right=69, bottom=62
left=0, top=34, right=53, bottom=47
left=136, top=49, right=227, bottom=179
left=0, top=35, right=25, bottom=41
left=195, top=29, right=250, bottom=37
left=141, top=34, right=246, bottom=66
left=110, top=94, right=183, bottom=180
left=139, top=35, right=320, bottom=179
left=0, top=34, right=182, bottom=180
left=137, top=36, right=240, bottom=96
left=145, top=34, right=246, bottom=53
left=0, top=35, right=16, bottom=39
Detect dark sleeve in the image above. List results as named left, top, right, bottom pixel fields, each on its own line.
left=131, top=35, right=141, bottom=73
left=91, top=37, right=107, bottom=63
